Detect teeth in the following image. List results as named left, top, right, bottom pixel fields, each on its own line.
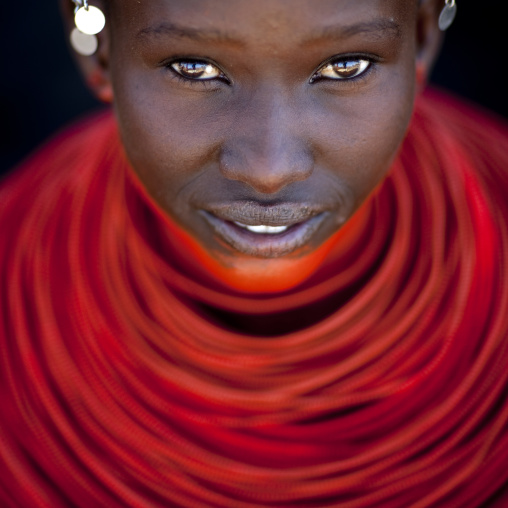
left=235, top=222, right=289, bottom=234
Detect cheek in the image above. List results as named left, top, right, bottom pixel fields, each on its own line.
left=112, top=68, right=226, bottom=208
left=315, top=86, right=415, bottom=207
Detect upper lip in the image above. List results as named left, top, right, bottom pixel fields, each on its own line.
left=201, top=201, right=326, bottom=226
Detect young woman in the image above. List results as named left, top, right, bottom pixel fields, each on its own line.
left=1, top=0, right=508, bottom=506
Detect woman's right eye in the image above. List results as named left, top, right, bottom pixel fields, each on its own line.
left=170, top=61, right=224, bottom=81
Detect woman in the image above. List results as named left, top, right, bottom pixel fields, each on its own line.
left=1, top=0, right=508, bottom=506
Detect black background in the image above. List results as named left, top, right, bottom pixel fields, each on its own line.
left=1, top=1, right=507, bottom=176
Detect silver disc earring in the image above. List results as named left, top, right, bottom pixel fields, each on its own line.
left=439, top=0, right=457, bottom=31
left=70, top=0, right=106, bottom=56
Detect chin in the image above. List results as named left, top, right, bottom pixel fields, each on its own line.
left=207, top=252, right=331, bottom=293
left=163, top=199, right=372, bottom=294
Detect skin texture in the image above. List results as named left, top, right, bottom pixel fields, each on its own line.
left=62, top=0, right=443, bottom=293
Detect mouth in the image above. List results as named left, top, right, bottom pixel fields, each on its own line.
left=234, top=223, right=290, bottom=234
left=200, top=202, right=329, bottom=258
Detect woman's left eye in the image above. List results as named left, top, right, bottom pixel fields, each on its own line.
left=170, top=61, right=223, bottom=81
left=311, top=58, right=371, bottom=83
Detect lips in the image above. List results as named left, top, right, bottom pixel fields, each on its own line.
left=200, top=202, right=328, bottom=258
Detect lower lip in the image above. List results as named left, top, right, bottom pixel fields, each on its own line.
left=201, top=212, right=328, bottom=258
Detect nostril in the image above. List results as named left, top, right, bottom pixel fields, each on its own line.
left=219, top=143, right=313, bottom=195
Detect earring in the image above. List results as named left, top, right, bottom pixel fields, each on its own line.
left=70, top=0, right=106, bottom=56
left=439, top=0, right=457, bottom=31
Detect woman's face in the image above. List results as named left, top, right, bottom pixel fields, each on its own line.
left=105, top=0, right=425, bottom=290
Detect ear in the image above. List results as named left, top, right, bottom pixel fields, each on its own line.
left=59, top=0, right=113, bottom=103
left=415, top=0, right=445, bottom=92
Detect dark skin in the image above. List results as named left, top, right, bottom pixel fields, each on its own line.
left=61, top=0, right=443, bottom=296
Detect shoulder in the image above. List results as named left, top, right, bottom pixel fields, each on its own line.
left=408, top=88, right=508, bottom=210
left=412, top=89, right=508, bottom=174
left=1, top=109, right=116, bottom=197
left=0, top=110, right=116, bottom=213
left=415, top=88, right=508, bottom=140
left=0, top=110, right=117, bottom=270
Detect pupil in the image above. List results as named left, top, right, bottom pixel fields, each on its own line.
left=335, top=61, right=360, bottom=78
left=182, top=62, right=205, bottom=77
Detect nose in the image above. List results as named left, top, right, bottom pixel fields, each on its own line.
left=219, top=88, right=313, bottom=195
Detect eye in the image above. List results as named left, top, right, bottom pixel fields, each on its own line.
left=310, top=58, right=371, bottom=83
left=170, top=60, right=223, bottom=81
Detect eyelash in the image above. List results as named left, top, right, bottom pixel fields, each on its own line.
left=165, top=59, right=230, bottom=89
left=165, top=54, right=377, bottom=88
left=309, top=54, right=377, bottom=85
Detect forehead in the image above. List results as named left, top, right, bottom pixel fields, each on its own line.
left=109, top=0, right=417, bottom=46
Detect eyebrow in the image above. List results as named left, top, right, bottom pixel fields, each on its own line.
left=136, top=22, right=244, bottom=45
left=136, top=18, right=402, bottom=45
left=306, top=19, right=403, bottom=43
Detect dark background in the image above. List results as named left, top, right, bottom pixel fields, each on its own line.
left=1, top=1, right=507, bottom=176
